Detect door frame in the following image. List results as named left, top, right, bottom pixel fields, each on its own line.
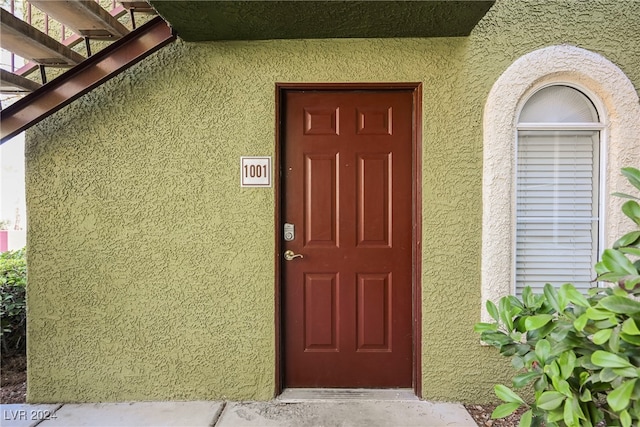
left=274, top=82, right=423, bottom=397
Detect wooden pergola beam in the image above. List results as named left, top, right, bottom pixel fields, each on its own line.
left=1, top=69, right=43, bottom=94
left=120, top=1, right=156, bottom=14
left=29, top=0, right=130, bottom=40
left=12, top=6, right=129, bottom=77
left=0, top=8, right=85, bottom=67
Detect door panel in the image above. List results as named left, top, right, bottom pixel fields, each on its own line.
left=282, top=90, right=414, bottom=388
left=304, top=273, right=339, bottom=351
left=305, top=153, right=339, bottom=247
left=357, top=153, right=391, bottom=247
left=357, top=273, right=391, bottom=351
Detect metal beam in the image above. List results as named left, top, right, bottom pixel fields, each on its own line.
left=1, top=16, right=176, bottom=144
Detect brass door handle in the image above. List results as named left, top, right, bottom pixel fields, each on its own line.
left=284, top=250, right=304, bottom=261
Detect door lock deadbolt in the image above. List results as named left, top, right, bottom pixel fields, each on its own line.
left=284, top=223, right=295, bottom=241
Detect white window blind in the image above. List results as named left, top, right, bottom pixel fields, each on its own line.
left=515, top=86, right=601, bottom=295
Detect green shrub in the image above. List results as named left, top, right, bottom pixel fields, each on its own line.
left=475, top=167, right=640, bottom=427
left=1, top=247, right=27, bottom=357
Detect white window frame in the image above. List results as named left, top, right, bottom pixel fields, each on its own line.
left=515, top=85, right=605, bottom=295
left=481, top=45, right=640, bottom=323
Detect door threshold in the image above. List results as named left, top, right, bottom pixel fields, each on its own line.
left=278, top=388, right=418, bottom=402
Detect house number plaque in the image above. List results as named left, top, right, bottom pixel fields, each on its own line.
left=240, top=156, right=271, bottom=187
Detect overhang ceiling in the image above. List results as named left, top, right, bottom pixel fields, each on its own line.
left=148, top=1, right=495, bottom=42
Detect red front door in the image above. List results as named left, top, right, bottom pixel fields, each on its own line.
left=281, top=89, right=415, bottom=388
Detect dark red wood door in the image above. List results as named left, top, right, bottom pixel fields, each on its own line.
left=282, top=90, right=414, bottom=388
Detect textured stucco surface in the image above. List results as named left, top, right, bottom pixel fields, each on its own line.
left=25, top=0, right=640, bottom=403
left=149, top=1, right=495, bottom=41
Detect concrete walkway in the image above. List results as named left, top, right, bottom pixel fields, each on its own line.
left=0, top=395, right=477, bottom=427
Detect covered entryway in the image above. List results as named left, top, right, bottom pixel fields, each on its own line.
left=277, top=84, right=421, bottom=390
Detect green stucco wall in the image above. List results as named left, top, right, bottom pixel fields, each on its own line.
left=25, top=0, right=640, bottom=403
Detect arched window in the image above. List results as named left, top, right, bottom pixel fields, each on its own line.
left=515, top=86, right=603, bottom=295
left=480, top=45, right=640, bottom=323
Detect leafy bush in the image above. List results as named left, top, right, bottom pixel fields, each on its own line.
left=1, top=247, right=27, bottom=357
left=475, top=167, right=640, bottom=427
